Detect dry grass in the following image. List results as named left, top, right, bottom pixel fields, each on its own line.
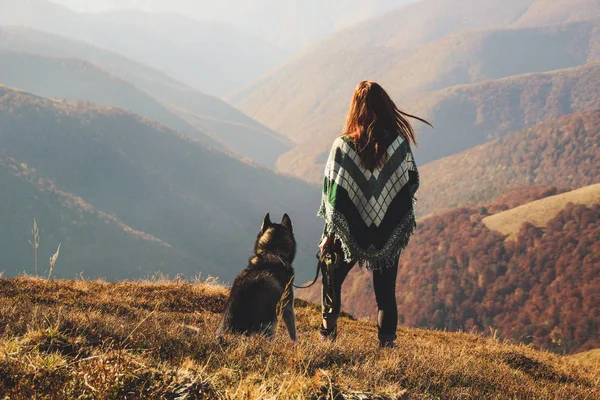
left=482, top=184, right=600, bottom=238
left=569, top=350, right=600, bottom=370
left=0, top=277, right=598, bottom=399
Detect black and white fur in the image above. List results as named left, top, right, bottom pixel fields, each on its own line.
left=217, top=213, right=297, bottom=341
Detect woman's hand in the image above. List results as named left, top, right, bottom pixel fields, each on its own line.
left=319, top=236, right=335, bottom=252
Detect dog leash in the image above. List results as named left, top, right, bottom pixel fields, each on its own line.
left=292, top=250, right=339, bottom=289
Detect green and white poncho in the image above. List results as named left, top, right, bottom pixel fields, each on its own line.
left=318, top=133, right=419, bottom=270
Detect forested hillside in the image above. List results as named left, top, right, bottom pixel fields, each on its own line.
left=410, top=63, right=600, bottom=165
left=0, top=87, right=321, bottom=281
left=0, top=155, right=198, bottom=279
left=416, top=110, right=600, bottom=217
left=276, top=62, right=600, bottom=182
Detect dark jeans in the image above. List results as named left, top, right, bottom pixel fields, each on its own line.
left=321, top=243, right=399, bottom=342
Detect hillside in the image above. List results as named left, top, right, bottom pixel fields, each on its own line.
left=0, top=0, right=285, bottom=96
left=416, top=109, right=600, bottom=217
left=410, top=63, right=600, bottom=164
left=514, top=0, right=600, bottom=27
left=232, top=0, right=593, bottom=131
left=0, top=86, right=321, bottom=282
left=234, top=15, right=574, bottom=146
left=300, top=0, right=537, bottom=53
left=301, top=186, right=600, bottom=354
left=0, top=155, right=200, bottom=279
left=0, top=50, right=221, bottom=149
left=275, top=62, right=600, bottom=183
left=483, top=184, right=600, bottom=237
left=85, top=9, right=287, bottom=95
left=570, top=349, right=600, bottom=370
left=0, top=277, right=598, bottom=399
left=234, top=12, right=600, bottom=181
left=380, top=18, right=600, bottom=97
left=0, top=29, right=292, bottom=167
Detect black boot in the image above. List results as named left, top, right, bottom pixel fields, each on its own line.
left=378, top=333, right=396, bottom=348
left=320, top=324, right=337, bottom=341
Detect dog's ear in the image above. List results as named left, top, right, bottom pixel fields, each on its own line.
left=281, top=213, right=293, bottom=232
left=261, top=213, right=272, bottom=232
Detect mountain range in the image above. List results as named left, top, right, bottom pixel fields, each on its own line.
left=231, top=0, right=600, bottom=182
left=48, top=0, right=416, bottom=51
left=0, top=0, right=286, bottom=96
left=0, top=86, right=321, bottom=281
left=0, top=26, right=292, bottom=168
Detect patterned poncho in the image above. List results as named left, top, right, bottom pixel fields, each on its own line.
left=318, top=133, right=419, bottom=270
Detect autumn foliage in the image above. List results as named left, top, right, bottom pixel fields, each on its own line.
left=302, top=192, right=600, bottom=354
left=417, top=109, right=600, bottom=217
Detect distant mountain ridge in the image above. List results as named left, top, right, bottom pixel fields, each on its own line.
left=0, top=50, right=222, bottom=149
left=410, top=62, right=600, bottom=165
left=274, top=61, right=600, bottom=182
left=0, top=86, right=321, bottom=281
left=230, top=0, right=600, bottom=182
left=0, top=27, right=292, bottom=168
left=0, top=0, right=286, bottom=96
left=514, top=0, right=600, bottom=27
left=51, top=0, right=416, bottom=51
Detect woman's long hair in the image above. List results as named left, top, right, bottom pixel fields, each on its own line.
left=343, top=81, right=432, bottom=170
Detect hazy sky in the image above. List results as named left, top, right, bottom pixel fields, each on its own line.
left=51, top=1, right=205, bottom=13
left=49, top=0, right=415, bottom=50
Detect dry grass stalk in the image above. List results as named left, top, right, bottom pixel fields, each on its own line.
left=47, top=243, right=61, bottom=280
left=28, top=218, right=40, bottom=276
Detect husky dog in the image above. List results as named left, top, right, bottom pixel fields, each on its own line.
left=217, top=213, right=297, bottom=341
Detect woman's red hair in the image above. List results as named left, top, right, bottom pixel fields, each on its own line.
left=343, top=81, right=432, bottom=170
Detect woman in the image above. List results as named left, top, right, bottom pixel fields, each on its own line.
left=317, top=81, right=431, bottom=347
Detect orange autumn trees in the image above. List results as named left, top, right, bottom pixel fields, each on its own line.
left=302, top=191, right=600, bottom=354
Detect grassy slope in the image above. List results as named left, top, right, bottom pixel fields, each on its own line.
left=570, top=349, right=600, bottom=370
left=416, top=109, right=600, bottom=217
left=0, top=86, right=321, bottom=282
left=0, top=277, right=598, bottom=399
left=483, top=184, right=600, bottom=237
